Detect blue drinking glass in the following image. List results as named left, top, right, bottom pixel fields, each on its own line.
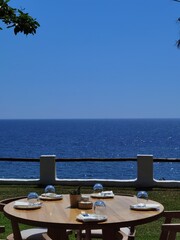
left=94, top=200, right=106, bottom=215
left=93, top=183, right=103, bottom=193
left=27, top=192, right=39, bottom=205
left=45, top=185, right=55, bottom=194
left=137, top=191, right=148, bottom=206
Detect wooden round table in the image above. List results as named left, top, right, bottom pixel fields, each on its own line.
left=4, top=194, right=164, bottom=240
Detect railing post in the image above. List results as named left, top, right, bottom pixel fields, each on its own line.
left=39, top=155, right=56, bottom=185
left=136, top=154, right=154, bottom=188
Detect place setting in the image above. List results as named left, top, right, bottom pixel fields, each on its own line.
left=90, top=183, right=115, bottom=198
left=39, top=185, right=63, bottom=200
left=73, top=183, right=107, bottom=222
left=130, top=191, right=160, bottom=211
left=14, top=192, right=42, bottom=210
left=76, top=200, right=107, bottom=223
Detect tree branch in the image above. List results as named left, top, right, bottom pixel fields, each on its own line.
left=0, top=0, right=40, bottom=35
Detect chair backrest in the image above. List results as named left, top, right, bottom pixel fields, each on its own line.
left=160, top=224, right=180, bottom=240
left=159, top=211, right=180, bottom=240
left=0, top=197, right=10, bottom=235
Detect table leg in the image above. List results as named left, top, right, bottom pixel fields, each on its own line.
left=48, top=228, right=68, bottom=240
left=75, top=230, right=82, bottom=240
left=11, top=220, right=23, bottom=240
left=102, top=226, right=119, bottom=240
left=75, top=229, right=92, bottom=240
left=84, top=229, right=91, bottom=240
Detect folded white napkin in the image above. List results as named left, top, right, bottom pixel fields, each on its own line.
left=76, top=213, right=107, bottom=222
left=91, top=191, right=114, bottom=198
left=14, top=201, right=29, bottom=207
left=130, top=203, right=160, bottom=210
left=101, top=191, right=114, bottom=196
left=14, top=201, right=42, bottom=209
left=40, top=193, right=62, bottom=199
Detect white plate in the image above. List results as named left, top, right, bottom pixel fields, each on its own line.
left=39, top=194, right=63, bottom=200
left=76, top=213, right=107, bottom=222
left=14, top=201, right=42, bottom=210
left=130, top=203, right=160, bottom=211
left=90, top=191, right=114, bottom=198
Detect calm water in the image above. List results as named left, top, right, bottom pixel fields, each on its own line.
left=0, top=119, right=180, bottom=180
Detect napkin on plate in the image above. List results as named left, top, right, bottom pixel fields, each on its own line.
left=14, top=201, right=42, bottom=209
left=76, top=213, right=107, bottom=222
left=130, top=203, right=160, bottom=211
left=91, top=191, right=114, bottom=198
left=40, top=193, right=62, bottom=199
left=14, top=201, right=30, bottom=207
left=101, top=191, right=114, bottom=197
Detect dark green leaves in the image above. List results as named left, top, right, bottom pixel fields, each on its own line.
left=0, top=0, right=40, bottom=35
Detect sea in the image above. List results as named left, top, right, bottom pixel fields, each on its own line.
left=0, top=119, right=180, bottom=180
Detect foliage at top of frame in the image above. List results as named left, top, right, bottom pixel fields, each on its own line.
left=0, top=0, right=40, bottom=35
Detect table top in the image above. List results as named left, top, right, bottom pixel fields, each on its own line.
left=4, top=194, right=164, bottom=230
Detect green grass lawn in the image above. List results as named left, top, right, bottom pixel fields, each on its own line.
left=0, top=185, right=179, bottom=240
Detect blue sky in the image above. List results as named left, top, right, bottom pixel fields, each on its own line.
left=1, top=0, right=180, bottom=119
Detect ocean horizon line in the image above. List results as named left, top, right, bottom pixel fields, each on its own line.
left=1, top=117, right=180, bottom=121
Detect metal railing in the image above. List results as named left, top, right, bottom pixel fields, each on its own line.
left=0, top=155, right=179, bottom=187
